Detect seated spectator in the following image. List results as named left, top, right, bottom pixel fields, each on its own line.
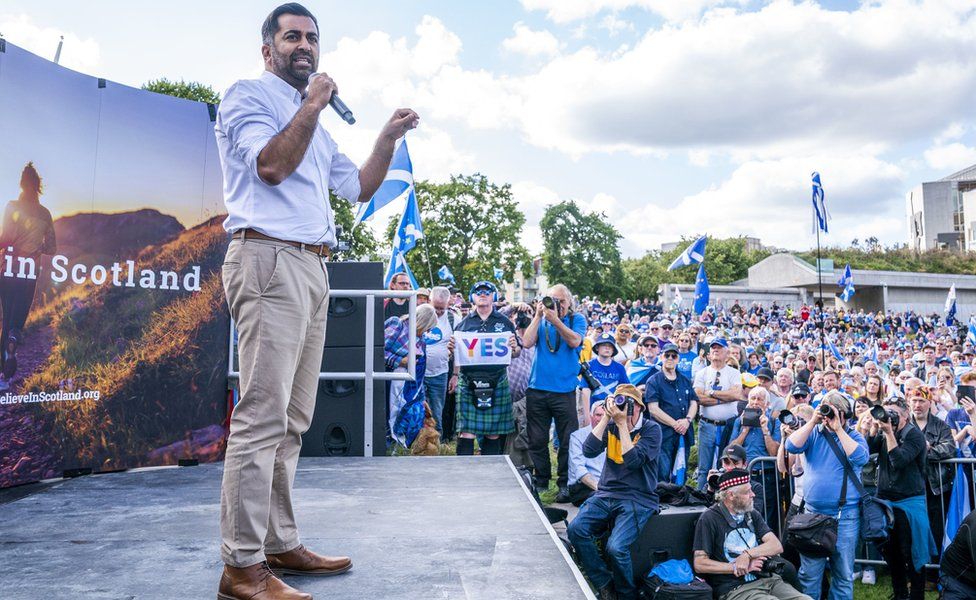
left=693, top=468, right=811, bottom=600
left=707, top=444, right=766, bottom=513
left=567, top=384, right=662, bottom=600
left=785, top=392, right=869, bottom=600
left=567, top=401, right=607, bottom=507
left=940, top=507, right=976, bottom=599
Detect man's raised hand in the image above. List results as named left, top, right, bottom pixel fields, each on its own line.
left=380, top=108, right=420, bottom=142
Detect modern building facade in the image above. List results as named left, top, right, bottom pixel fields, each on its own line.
left=907, top=163, right=976, bottom=251
left=504, top=257, right=548, bottom=303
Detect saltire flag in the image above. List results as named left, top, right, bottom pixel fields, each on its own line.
left=670, top=285, right=683, bottom=311
left=943, top=458, right=971, bottom=551
left=811, top=171, right=829, bottom=233
left=967, top=317, right=976, bottom=346
left=671, top=436, right=687, bottom=486
left=840, top=280, right=855, bottom=303
left=837, top=264, right=852, bottom=288
left=945, top=284, right=957, bottom=326
left=693, top=263, right=709, bottom=315
left=668, top=236, right=707, bottom=271
left=626, top=360, right=656, bottom=386
left=437, top=265, right=456, bottom=285
left=824, top=339, right=844, bottom=361
left=356, top=138, right=414, bottom=223
left=493, top=266, right=504, bottom=282
left=383, top=192, right=424, bottom=287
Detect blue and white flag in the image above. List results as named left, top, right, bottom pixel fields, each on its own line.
left=437, top=265, right=456, bottom=285
left=967, top=317, right=976, bottom=346
left=671, top=436, right=687, bottom=486
left=867, top=341, right=878, bottom=363
left=670, top=285, right=683, bottom=311
left=840, top=280, right=855, bottom=303
left=693, top=263, right=709, bottom=315
left=943, top=460, right=971, bottom=551
left=384, top=249, right=419, bottom=289
left=825, top=339, right=844, bottom=361
left=945, top=284, right=957, bottom=326
left=493, top=266, right=504, bottom=282
left=668, top=236, right=707, bottom=271
left=356, top=138, right=414, bottom=223
left=837, top=264, right=852, bottom=288
left=811, top=172, right=829, bottom=234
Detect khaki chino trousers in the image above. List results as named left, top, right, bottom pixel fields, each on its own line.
left=219, top=238, right=330, bottom=567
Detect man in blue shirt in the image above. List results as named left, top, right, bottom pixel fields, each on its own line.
left=785, top=392, right=869, bottom=600
left=729, top=387, right=781, bottom=528
left=580, top=333, right=630, bottom=408
left=645, top=343, right=698, bottom=484
left=522, top=284, right=587, bottom=498
left=567, top=384, right=662, bottom=600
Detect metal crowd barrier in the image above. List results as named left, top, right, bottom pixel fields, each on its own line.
left=748, top=454, right=976, bottom=572
left=227, top=289, right=418, bottom=456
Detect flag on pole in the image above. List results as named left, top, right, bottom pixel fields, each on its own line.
left=693, top=263, right=709, bottom=315
left=945, top=284, right=957, bottom=326
left=667, top=236, right=707, bottom=271
left=671, top=436, right=687, bottom=486
left=493, top=267, right=504, bottom=282
left=383, top=192, right=424, bottom=287
left=437, top=265, right=456, bottom=285
left=840, top=280, right=855, bottom=303
left=811, top=171, right=829, bottom=233
left=670, top=285, right=683, bottom=311
left=837, top=264, right=852, bottom=288
left=967, top=317, right=976, bottom=346
left=356, top=138, right=414, bottom=223
left=943, top=460, right=971, bottom=551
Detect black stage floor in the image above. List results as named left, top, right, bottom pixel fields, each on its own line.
left=0, top=456, right=593, bottom=600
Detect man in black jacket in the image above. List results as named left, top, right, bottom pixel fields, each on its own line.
left=909, top=391, right=956, bottom=558
left=865, top=394, right=937, bottom=600
left=940, top=508, right=976, bottom=599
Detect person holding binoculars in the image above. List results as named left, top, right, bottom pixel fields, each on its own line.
left=567, top=384, right=662, bottom=600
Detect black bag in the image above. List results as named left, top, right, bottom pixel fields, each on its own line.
left=467, top=370, right=501, bottom=410
left=641, top=575, right=712, bottom=600
left=785, top=509, right=838, bottom=558
left=822, top=431, right=894, bottom=543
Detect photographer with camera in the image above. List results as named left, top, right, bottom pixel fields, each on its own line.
left=567, top=384, right=662, bottom=600
left=864, top=394, right=936, bottom=600
left=693, top=469, right=811, bottom=600
left=784, top=392, right=869, bottom=600
left=522, top=285, right=587, bottom=498
left=693, top=338, right=744, bottom=489
left=729, top=387, right=781, bottom=525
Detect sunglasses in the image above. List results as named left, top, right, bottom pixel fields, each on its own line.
left=642, top=342, right=657, bottom=348
left=472, top=289, right=493, bottom=296
left=662, top=325, right=673, bottom=329
left=664, top=352, right=678, bottom=359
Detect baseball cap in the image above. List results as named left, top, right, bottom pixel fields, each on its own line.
left=415, top=287, right=430, bottom=297
left=661, top=343, right=679, bottom=355
left=741, top=373, right=759, bottom=388
left=709, top=337, right=729, bottom=348
left=721, top=444, right=747, bottom=464
left=790, top=383, right=811, bottom=397
left=470, top=281, right=496, bottom=294
left=756, top=367, right=775, bottom=381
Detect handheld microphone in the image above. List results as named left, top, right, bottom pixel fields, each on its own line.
left=329, top=94, right=355, bottom=125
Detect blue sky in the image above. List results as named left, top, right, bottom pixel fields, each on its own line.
left=2, top=0, right=975, bottom=257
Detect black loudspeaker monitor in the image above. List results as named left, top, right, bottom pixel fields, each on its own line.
left=325, top=261, right=383, bottom=348
left=630, top=505, right=706, bottom=579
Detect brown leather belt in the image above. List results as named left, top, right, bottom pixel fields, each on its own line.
left=236, top=228, right=331, bottom=257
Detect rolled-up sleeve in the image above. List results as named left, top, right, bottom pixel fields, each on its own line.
left=218, top=82, right=278, bottom=178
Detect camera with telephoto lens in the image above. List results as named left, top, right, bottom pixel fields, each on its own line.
left=541, top=296, right=556, bottom=310
left=610, top=393, right=635, bottom=417
left=818, top=404, right=836, bottom=418
left=777, top=409, right=805, bottom=429
left=869, top=404, right=900, bottom=428
left=579, top=361, right=601, bottom=391
left=515, top=311, right=532, bottom=330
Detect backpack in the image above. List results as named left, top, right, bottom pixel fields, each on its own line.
left=642, top=560, right=711, bottom=600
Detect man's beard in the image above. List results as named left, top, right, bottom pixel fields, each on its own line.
left=731, top=493, right=754, bottom=514
left=271, top=47, right=316, bottom=85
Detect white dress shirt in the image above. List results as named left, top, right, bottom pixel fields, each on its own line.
left=215, top=71, right=361, bottom=247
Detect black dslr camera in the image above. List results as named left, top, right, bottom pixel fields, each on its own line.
left=609, top=393, right=635, bottom=417
left=777, top=409, right=805, bottom=429
left=541, top=296, right=556, bottom=309
left=870, top=404, right=900, bottom=428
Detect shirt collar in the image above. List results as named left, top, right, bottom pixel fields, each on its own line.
left=260, top=70, right=304, bottom=104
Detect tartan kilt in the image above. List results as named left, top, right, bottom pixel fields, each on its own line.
left=456, top=371, right=515, bottom=436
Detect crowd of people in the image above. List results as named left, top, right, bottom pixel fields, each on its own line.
left=383, top=277, right=976, bottom=600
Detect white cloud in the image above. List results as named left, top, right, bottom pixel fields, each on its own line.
left=599, top=14, right=635, bottom=36
left=0, top=14, right=100, bottom=72
left=511, top=181, right=561, bottom=255
left=519, top=0, right=746, bottom=24
left=502, top=22, right=561, bottom=58
left=924, top=142, right=976, bottom=172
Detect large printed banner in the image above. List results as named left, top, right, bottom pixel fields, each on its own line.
left=0, top=42, right=230, bottom=488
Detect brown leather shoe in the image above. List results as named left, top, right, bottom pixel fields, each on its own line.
left=217, top=562, right=312, bottom=600
left=266, top=545, right=352, bottom=577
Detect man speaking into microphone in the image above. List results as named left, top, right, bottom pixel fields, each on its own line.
left=214, top=4, right=418, bottom=599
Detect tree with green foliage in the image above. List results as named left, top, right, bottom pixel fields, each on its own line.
left=540, top=200, right=625, bottom=299
left=797, top=244, right=976, bottom=274
left=384, top=174, right=530, bottom=291
left=331, top=194, right=381, bottom=261
left=142, top=78, right=221, bottom=104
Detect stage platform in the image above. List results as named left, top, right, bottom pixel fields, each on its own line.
left=0, top=456, right=594, bottom=600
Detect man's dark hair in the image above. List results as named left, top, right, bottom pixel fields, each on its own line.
left=262, top=3, right=318, bottom=44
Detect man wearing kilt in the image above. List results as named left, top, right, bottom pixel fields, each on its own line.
left=453, top=281, right=520, bottom=455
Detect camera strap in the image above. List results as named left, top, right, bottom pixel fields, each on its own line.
left=822, top=430, right=866, bottom=516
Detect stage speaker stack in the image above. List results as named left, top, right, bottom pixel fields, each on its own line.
left=300, top=261, right=386, bottom=458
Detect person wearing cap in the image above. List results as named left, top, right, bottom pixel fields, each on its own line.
left=577, top=334, right=630, bottom=432
left=414, top=287, right=430, bottom=305
left=645, top=342, right=698, bottom=485
left=693, top=337, right=744, bottom=490
left=729, top=387, right=781, bottom=527
left=785, top=391, right=869, bottom=600
left=692, top=468, right=809, bottom=600
left=566, top=401, right=608, bottom=507
left=522, top=284, right=587, bottom=495
left=787, top=384, right=811, bottom=410
left=626, top=334, right=660, bottom=389
left=452, top=281, right=519, bottom=456
left=658, top=318, right=673, bottom=342
left=755, top=367, right=787, bottom=416
left=567, top=384, right=662, bottom=600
